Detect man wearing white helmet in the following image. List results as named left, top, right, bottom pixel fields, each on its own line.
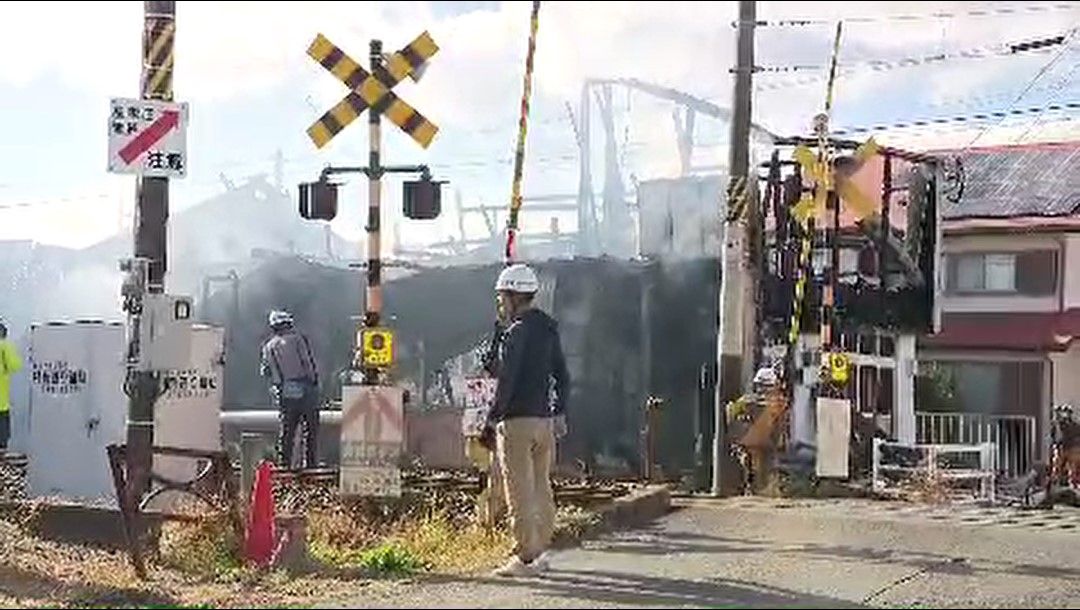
left=486, top=264, right=570, bottom=577
left=260, top=310, right=321, bottom=470
left=0, top=318, right=22, bottom=454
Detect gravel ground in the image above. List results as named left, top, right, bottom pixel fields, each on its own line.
left=324, top=497, right=1080, bottom=608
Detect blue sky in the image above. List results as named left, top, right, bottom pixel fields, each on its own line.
left=1, top=0, right=1078, bottom=248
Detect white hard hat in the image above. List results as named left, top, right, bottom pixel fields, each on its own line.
left=268, top=309, right=293, bottom=327
left=753, top=366, right=777, bottom=386
left=495, top=264, right=539, bottom=294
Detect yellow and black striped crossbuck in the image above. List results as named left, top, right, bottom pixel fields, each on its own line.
left=307, top=32, right=439, bottom=149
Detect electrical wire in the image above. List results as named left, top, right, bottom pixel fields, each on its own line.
left=747, top=2, right=1080, bottom=28
left=754, top=32, right=1070, bottom=73
left=755, top=36, right=1077, bottom=94
left=831, top=101, right=1080, bottom=136
left=966, top=23, right=1080, bottom=147
left=1012, top=60, right=1080, bottom=143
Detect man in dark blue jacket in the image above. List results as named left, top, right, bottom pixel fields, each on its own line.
left=486, top=263, right=570, bottom=577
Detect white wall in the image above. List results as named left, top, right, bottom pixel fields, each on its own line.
left=1063, top=235, right=1080, bottom=309
left=1051, top=344, right=1080, bottom=407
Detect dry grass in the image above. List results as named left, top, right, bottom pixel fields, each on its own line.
left=389, top=511, right=513, bottom=574
left=157, top=514, right=243, bottom=580
left=0, top=513, right=373, bottom=608
left=901, top=471, right=953, bottom=505
left=554, top=505, right=603, bottom=541
left=306, top=497, right=514, bottom=576
left=0, top=483, right=603, bottom=607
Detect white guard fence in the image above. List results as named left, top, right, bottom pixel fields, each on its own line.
left=872, top=438, right=997, bottom=503
left=916, top=412, right=1037, bottom=479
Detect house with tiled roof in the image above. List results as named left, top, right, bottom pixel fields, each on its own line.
left=916, top=140, right=1080, bottom=476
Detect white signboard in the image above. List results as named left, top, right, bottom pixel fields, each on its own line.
left=462, top=376, right=497, bottom=437
left=107, top=97, right=189, bottom=178
left=340, top=385, right=404, bottom=497
left=816, top=397, right=852, bottom=478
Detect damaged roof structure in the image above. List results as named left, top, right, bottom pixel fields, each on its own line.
left=202, top=255, right=720, bottom=479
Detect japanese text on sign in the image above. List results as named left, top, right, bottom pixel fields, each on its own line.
left=340, top=385, right=404, bottom=497
left=462, top=376, right=497, bottom=437
left=340, top=466, right=401, bottom=497
left=31, top=361, right=89, bottom=395
left=107, top=97, right=188, bottom=179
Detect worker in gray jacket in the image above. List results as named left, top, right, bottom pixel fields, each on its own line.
left=485, top=264, right=570, bottom=577
left=260, top=310, right=320, bottom=470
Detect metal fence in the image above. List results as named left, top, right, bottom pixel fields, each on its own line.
left=916, top=412, right=1037, bottom=478
left=872, top=439, right=997, bottom=502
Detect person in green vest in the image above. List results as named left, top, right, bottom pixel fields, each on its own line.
left=0, top=318, right=23, bottom=454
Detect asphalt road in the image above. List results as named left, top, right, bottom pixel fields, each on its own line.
left=328, top=497, right=1080, bottom=608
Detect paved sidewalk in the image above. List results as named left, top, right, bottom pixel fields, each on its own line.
left=327, top=497, right=1080, bottom=608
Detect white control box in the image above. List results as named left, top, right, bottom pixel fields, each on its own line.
left=139, top=294, right=194, bottom=371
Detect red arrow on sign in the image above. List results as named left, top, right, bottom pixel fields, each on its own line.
left=342, top=389, right=403, bottom=437
left=118, top=109, right=180, bottom=165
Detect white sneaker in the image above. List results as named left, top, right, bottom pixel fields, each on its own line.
left=531, top=552, right=552, bottom=573
left=493, top=556, right=536, bottom=578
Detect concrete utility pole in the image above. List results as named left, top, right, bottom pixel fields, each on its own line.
left=713, top=0, right=755, bottom=497
left=125, top=0, right=174, bottom=513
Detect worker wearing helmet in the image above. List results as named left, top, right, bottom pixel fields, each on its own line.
left=0, top=318, right=22, bottom=454
left=260, top=310, right=321, bottom=470
left=486, top=264, right=571, bottom=577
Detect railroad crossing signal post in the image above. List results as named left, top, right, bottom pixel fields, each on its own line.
left=365, top=39, right=384, bottom=386
left=301, top=31, right=441, bottom=384
left=302, top=31, right=441, bottom=497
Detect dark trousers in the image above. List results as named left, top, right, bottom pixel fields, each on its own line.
left=0, top=411, right=8, bottom=452
left=277, top=386, right=319, bottom=470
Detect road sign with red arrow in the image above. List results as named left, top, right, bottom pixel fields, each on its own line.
left=340, top=385, right=405, bottom=497
left=107, top=97, right=188, bottom=178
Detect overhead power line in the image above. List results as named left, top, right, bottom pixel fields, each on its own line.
left=967, top=22, right=1079, bottom=147
left=0, top=193, right=113, bottom=212
left=1013, top=53, right=1080, bottom=143
left=754, top=34, right=1070, bottom=74
left=831, top=101, right=1080, bottom=136
left=745, top=2, right=1080, bottom=28
left=753, top=32, right=1077, bottom=95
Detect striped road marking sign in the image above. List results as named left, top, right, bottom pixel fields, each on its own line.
left=306, top=31, right=439, bottom=149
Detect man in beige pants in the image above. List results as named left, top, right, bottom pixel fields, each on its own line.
left=484, top=264, right=570, bottom=577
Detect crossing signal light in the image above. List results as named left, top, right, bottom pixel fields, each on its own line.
left=403, top=176, right=444, bottom=220
left=298, top=179, right=339, bottom=221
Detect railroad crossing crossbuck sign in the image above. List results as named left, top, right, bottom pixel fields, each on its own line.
left=306, top=32, right=439, bottom=149
left=791, top=137, right=879, bottom=228
left=107, top=98, right=189, bottom=178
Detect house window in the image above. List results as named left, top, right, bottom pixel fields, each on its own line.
left=984, top=254, right=1016, bottom=292
left=946, top=251, right=1057, bottom=295
left=917, top=360, right=1043, bottom=417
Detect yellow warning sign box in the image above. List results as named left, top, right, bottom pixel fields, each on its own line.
left=826, top=352, right=851, bottom=385
left=360, top=328, right=394, bottom=368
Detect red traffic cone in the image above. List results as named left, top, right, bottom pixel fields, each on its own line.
left=244, top=460, right=277, bottom=567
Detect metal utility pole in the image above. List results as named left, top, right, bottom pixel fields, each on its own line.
left=125, top=0, right=174, bottom=528
left=713, top=0, right=755, bottom=497
left=364, top=38, right=384, bottom=386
